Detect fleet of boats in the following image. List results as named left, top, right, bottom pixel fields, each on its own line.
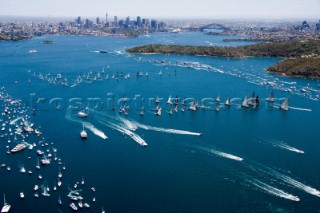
left=0, top=87, right=105, bottom=212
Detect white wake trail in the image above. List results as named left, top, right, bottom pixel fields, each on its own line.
left=266, top=140, right=304, bottom=154
left=246, top=179, right=300, bottom=202
left=83, top=122, right=108, bottom=140
left=93, top=111, right=202, bottom=136
left=133, top=121, right=202, bottom=136
left=289, top=106, right=312, bottom=112
left=253, top=165, right=320, bottom=198
left=209, top=148, right=243, bottom=161
left=104, top=121, right=147, bottom=147
left=117, top=116, right=138, bottom=131
left=194, top=145, right=243, bottom=161
left=66, top=111, right=108, bottom=140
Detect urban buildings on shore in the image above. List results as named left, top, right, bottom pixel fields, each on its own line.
left=0, top=15, right=319, bottom=41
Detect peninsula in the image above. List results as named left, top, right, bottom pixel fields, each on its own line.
left=126, top=40, right=320, bottom=78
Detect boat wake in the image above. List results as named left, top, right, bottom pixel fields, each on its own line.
left=117, top=116, right=138, bottom=131
left=133, top=121, right=202, bottom=136
left=193, top=145, right=243, bottom=161
left=93, top=111, right=202, bottom=136
left=246, top=179, right=300, bottom=202
left=265, top=139, right=304, bottom=154
left=66, top=111, right=108, bottom=140
left=263, top=167, right=320, bottom=198
left=83, top=122, right=108, bottom=140
left=288, top=106, right=312, bottom=112
left=247, top=163, right=320, bottom=198
left=209, top=148, right=243, bottom=161
left=100, top=121, right=147, bottom=147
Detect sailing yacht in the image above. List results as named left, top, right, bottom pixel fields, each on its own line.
left=155, top=107, right=162, bottom=116
left=155, top=96, right=160, bottom=104
left=216, top=95, right=221, bottom=102
left=80, top=123, right=87, bottom=139
left=248, top=92, right=255, bottom=106
left=267, top=91, right=275, bottom=102
left=36, top=158, right=40, bottom=170
left=280, top=98, right=289, bottom=111
left=167, top=95, right=172, bottom=105
left=81, top=177, right=84, bottom=185
left=57, top=195, right=62, bottom=205
left=225, top=97, right=231, bottom=106
left=189, top=99, right=197, bottom=111
left=241, top=95, right=249, bottom=108
left=58, top=168, right=62, bottom=178
left=1, top=194, right=11, bottom=213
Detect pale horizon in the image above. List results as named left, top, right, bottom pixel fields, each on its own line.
left=0, top=0, right=319, bottom=20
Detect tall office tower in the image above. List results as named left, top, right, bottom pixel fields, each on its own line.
left=137, top=16, right=141, bottom=27
left=151, top=19, right=158, bottom=30
left=125, top=16, right=130, bottom=26
left=106, top=13, right=108, bottom=23
left=114, top=16, right=118, bottom=27
left=96, top=17, right=100, bottom=25
left=76, top=16, right=81, bottom=25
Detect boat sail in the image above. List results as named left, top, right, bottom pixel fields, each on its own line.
left=248, top=92, right=255, bottom=105
left=216, top=95, right=220, bottom=102
left=280, top=98, right=289, bottom=111
left=155, top=107, right=162, bottom=116
left=166, top=95, right=172, bottom=105
left=225, top=97, right=231, bottom=106
left=241, top=95, right=249, bottom=108
left=189, top=99, right=197, bottom=111
left=267, top=91, right=275, bottom=102
left=1, top=194, right=11, bottom=213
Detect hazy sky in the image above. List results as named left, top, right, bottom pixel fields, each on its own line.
left=0, top=0, right=319, bottom=19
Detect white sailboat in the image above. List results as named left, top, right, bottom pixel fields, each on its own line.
left=36, top=158, right=40, bottom=170
left=155, top=107, right=162, bottom=116
left=267, top=91, right=275, bottom=102
left=280, top=98, right=289, bottom=111
left=216, top=95, right=221, bottom=102
left=1, top=194, right=11, bottom=213
left=225, top=97, right=231, bottom=106
left=80, top=123, right=87, bottom=139
left=189, top=99, right=197, bottom=111
left=167, top=95, right=172, bottom=105
left=241, top=95, right=249, bottom=108
left=81, top=177, right=84, bottom=185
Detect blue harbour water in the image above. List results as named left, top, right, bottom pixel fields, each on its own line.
left=0, top=32, right=320, bottom=213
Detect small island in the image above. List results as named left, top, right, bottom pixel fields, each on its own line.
left=126, top=40, right=320, bottom=78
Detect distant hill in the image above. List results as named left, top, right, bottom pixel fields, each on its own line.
left=126, top=40, right=320, bottom=78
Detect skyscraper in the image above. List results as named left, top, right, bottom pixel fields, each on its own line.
left=137, top=16, right=141, bottom=27
left=151, top=19, right=158, bottom=30
left=114, top=16, right=118, bottom=27
left=125, top=17, right=130, bottom=26
left=106, top=13, right=108, bottom=23
left=76, top=16, right=81, bottom=25
left=96, top=17, right=100, bottom=25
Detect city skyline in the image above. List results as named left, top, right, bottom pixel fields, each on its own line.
left=0, top=0, right=319, bottom=19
